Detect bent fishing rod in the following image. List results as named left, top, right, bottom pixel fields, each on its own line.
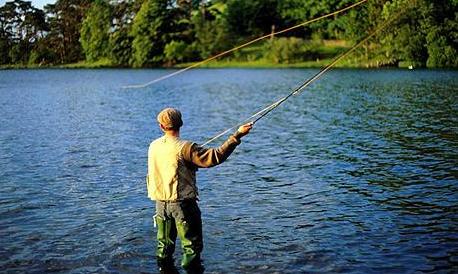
left=122, top=0, right=368, bottom=89
left=201, top=11, right=405, bottom=147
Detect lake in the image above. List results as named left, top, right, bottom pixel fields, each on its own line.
left=0, top=68, right=457, bottom=273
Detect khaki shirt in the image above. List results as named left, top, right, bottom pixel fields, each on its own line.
left=147, top=133, right=242, bottom=201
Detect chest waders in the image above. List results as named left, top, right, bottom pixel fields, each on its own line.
left=155, top=200, right=204, bottom=274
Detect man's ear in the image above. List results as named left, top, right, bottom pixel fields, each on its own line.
left=159, top=124, right=166, bottom=132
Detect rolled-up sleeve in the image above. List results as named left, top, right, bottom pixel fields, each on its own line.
left=182, top=135, right=241, bottom=168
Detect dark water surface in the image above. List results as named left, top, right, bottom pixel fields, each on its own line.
left=0, top=69, right=457, bottom=273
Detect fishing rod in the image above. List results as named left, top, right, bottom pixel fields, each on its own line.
left=201, top=11, right=405, bottom=147
left=122, top=0, right=368, bottom=89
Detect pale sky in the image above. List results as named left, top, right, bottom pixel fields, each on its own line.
left=0, top=0, right=55, bottom=9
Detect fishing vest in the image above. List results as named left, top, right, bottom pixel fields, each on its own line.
left=147, top=135, right=197, bottom=201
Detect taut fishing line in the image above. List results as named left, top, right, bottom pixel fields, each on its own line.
left=122, top=0, right=368, bottom=89
left=201, top=10, right=406, bottom=147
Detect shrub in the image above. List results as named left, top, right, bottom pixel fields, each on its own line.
left=263, top=37, right=320, bottom=64
left=426, top=27, right=458, bottom=68
left=164, top=40, right=189, bottom=63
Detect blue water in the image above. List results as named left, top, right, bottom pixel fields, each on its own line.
left=0, top=68, right=457, bottom=273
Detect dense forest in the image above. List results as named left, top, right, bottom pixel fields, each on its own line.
left=0, top=0, right=457, bottom=68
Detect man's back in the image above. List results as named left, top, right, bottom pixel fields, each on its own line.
left=147, top=135, right=197, bottom=201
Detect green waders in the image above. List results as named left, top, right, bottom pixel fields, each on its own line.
left=155, top=200, right=204, bottom=274
left=155, top=215, right=178, bottom=273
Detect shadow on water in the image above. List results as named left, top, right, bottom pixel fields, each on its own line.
left=0, top=68, right=457, bottom=273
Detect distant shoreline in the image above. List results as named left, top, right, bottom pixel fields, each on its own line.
left=0, top=60, right=434, bottom=70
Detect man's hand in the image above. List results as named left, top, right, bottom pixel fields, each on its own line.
left=236, top=122, right=253, bottom=139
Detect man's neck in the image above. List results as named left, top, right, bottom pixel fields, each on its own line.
left=164, top=130, right=179, bottom=138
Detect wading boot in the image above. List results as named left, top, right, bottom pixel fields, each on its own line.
left=176, top=220, right=204, bottom=273
left=183, top=258, right=205, bottom=274
left=157, top=256, right=179, bottom=274
left=155, top=215, right=178, bottom=274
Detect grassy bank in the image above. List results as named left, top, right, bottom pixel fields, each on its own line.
left=174, top=59, right=334, bottom=68
left=0, top=58, right=115, bottom=70
left=2, top=60, right=360, bottom=70
left=174, top=58, right=376, bottom=69
left=58, top=58, right=115, bottom=69
left=174, top=40, right=378, bottom=69
left=0, top=40, right=420, bottom=70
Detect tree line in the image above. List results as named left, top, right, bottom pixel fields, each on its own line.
left=0, top=0, right=456, bottom=68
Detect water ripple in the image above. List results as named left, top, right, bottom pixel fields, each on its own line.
left=0, top=69, right=457, bottom=273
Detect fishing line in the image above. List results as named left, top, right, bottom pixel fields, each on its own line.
left=201, top=11, right=405, bottom=147
left=122, top=0, right=368, bottom=89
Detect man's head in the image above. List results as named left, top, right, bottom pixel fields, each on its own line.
left=157, top=108, right=183, bottom=132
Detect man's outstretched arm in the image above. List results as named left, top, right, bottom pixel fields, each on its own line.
left=182, top=123, right=253, bottom=168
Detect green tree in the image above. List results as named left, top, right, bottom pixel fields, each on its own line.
left=28, top=37, right=58, bottom=65
left=423, top=0, right=458, bottom=67
left=110, top=28, right=133, bottom=66
left=164, top=40, right=189, bottom=63
left=278, top=0, right=359, bottom=39
left=226, top=0, right=281, bottom=38
left=108, top=0, right=140, bottom=66
left=80, top=0, right=112, bottom=62
left=191, top=1, right=231, bottom=59
left=130, top=0, right=171, bottom=67
left=44, top=0, right=90, bottom=64
left=379, top=0, right=457, bottom=67
left=371, top=0, right=425, bottom=66
left=426, top=24, right=458, bottom=67
left=0, top=0, right=47, bottom=64
left=0, top=4, right=13, bottom=64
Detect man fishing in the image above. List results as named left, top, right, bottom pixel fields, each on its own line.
left=147, top=108, right=253, bottom=273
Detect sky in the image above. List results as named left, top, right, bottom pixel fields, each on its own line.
left=0, top=0, right=55, bottom=9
